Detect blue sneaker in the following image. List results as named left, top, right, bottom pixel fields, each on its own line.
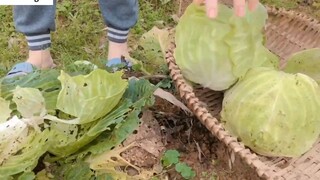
left=5, top=62, right=35, bottom=79
left=106, top=56, right=132, bottom=72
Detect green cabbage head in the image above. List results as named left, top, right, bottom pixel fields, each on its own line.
left=221, top=67, right=320, bottom=157
left=174, top=3, right=279, bottom=91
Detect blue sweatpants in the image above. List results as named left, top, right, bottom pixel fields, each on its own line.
left=13, top=0, right=139, bottom=50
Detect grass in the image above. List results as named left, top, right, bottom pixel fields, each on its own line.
left=261, top=0, right=299, bottom=9
left=0, top=0, right=176, bottom=77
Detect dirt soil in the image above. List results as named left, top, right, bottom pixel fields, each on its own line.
left=148, top=95, right=261, bottom=180
left=119, top=74, right=262, bottom=180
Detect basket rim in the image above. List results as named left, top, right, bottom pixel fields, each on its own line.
left=166, top=45, right=273, bottom=179
left=165, top=5, right=320, bottom=180
left=266, top=6, right=320, bottom=28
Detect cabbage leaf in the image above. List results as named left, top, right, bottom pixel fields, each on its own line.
left=0, top=116, right=52, bottom=178
left=0, top=97, right=11, bottom=123
left=284, top=48, right=320, bottom=84
left=56, top=69, right=128, bottom=124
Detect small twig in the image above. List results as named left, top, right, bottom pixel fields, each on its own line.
left=186, top=117, right=195, bottom=144
left=154, top=111, right=186, bottom=118
left=141, top=74, right=169, bottom=79
left=153, top=167, right=176, bottom=179
left=193, top=139, right=205, bottom=163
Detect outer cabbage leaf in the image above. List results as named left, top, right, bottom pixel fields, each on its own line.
left=0, top=116, right=28, bottom=163
left=174, top=3, right=279, bottom=91
left=16, top=172, right=36, bottom=180
left=283, top=48, right=320, bottom=84
left=0, top=116, right=51, bottom=177
left=225, top=3, right=279, bottom=77
left=12, top=86, right=47, bottom=118
left=56, top=69, right=128, bottom=124
left=86, top=139, right=156, bottom=180
left=35, top=169, right=51, bottom=180
left=260, top=47, right=280, bottom=68
left=48, top=161, right=94, bottom=180
left=47, top=79, right=155, bottom=158
left=136, top=26, right=172, bottom=75
left=0, top=69, right=61, bottom=115
left=221, top=67, right=320, bottom=157
left=48, top=122, right=96, bottom=157
left=83, top=80, right=157, bottom=179
left=61, top=79, right=155, bottom=162
left=0, top=97, right=11, bottom=123
left=86, top=111, right=162, bottom=180
left=47, top=101, right=131, bottom=157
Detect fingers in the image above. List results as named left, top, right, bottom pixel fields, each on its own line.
left=233, top=0, right=246, bottom=17
left=202, top=0, right=260, bottom=19
left=248, top=0, right=259, bottom=11
left=206, top=0, right=218, bottom=18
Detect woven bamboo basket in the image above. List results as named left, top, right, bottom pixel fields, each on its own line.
left=165, top=4, right=320, bottom=180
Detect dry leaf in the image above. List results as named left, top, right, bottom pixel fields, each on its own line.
left=122, top=110, right=165, bottom=158
left=153, top=88, right=192, bottom=115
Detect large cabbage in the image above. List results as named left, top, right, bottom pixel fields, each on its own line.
left=221, top=67, right=320, bottom=157
left=174, top=3, right=279, bottom=91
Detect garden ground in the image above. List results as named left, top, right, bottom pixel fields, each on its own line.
left=0, top=0, right=319, bottom=179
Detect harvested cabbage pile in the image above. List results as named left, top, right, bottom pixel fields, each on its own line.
left=0, top=68, right=156, bottom=179
left=175, top=2, right=320, bottom=158
left=174, top=3, right=279, bottom=91
left=221, top=67, right=320, bottom=157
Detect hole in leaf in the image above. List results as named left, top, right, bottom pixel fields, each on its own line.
left=111, top=157, right=118, bottom=161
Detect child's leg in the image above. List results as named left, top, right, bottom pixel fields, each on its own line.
left=98, top=0, right=139, bottom=64
left=7, top=2, right=56, bottom=77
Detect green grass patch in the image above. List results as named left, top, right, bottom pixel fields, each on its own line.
left=261, top=0, right=320, bottom=18
left=0, top=0, right=176, bottom=77
left=1, top=0, right=318, bottom=78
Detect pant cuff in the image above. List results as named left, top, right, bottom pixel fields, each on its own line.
left=26, top=33, right=51, bottom=50
left=107, top=27, right=129, bottom=43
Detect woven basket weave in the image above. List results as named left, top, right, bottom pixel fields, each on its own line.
left=165, top=5, right=320, bottom=180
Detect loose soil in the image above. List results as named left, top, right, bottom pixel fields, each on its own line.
left=150, top=95, right=261, bottom=180
left=119, top=74, right=262, bottom=180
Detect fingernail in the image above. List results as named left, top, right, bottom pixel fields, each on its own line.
left=237, top=6, right=245, bottom=17
left=208, top=8, right=217, bottom=18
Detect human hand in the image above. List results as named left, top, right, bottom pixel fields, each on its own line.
left=193, top=0, right=260, bottom=18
